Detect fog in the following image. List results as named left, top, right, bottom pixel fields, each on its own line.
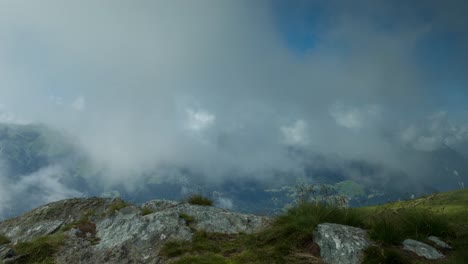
left=0, top=0, right=467, bottom=195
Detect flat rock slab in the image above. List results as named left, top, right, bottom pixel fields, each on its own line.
left=428, top=236, right=452, bottom=249
left=403, top=239, right=445, bottom=260
left=313, top=223, right=373, bottom=264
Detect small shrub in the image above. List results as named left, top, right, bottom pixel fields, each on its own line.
left=179, top=213, right=195, bottom=225
left=141, top=207, right=155, bottom=216
left=186, top=194, right=213, bottom=206
left=107, top=199, right=131, bottom=214
left=14, top=234, right=65, bottom=264
left=369, top=208, right=451, bottom=245
left=61, top=214, right=99, bottom=244
left=0, top=233, right=10, bottom=245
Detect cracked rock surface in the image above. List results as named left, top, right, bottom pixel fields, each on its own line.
left=313, top=223, right=373, bottom=264
left=0, top=198, right=269, bottom=264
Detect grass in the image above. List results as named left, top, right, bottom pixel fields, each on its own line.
left=141, top=206, right=155, bottom=216
left=172, top=254, right=229, bottom=264
left=363, top=246, right=411, bottom=264
left=161, top=203, right=364, bottom=263
left=107, top=199, right=132, bottom=215
left=185, top=194, right=213, bottom=206
left=367, top=208, right=452, bottom=245
left=0, top=233, right=10, bottom=245
left=179, top=213, right=195, bottom=226
left=161, top=189, right=468, bottom=264
left=160, top=231, right=248, bottom=260
left=13, top=234, right=65, bottom=264
left=61, top=213, right=100, bottom=245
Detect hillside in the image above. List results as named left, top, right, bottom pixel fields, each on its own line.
left=0, top=189, right=467, bottom=263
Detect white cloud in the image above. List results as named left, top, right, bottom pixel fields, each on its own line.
left=216, top=197, right=233, bottom=210
left=71, top=96, right=86, bottom=111
left=50, top=95, right=64, bottom=106
left=400, top=111, right=468, bottom=151
left=186, top=109, right=216, bottom=132
left=0, top=105, right=28, bottom=124
left=0, top=165, right=83, bottom=219
left=329, top=102, right=381, bottom=129
left=281, top=119, right=308, bottom=146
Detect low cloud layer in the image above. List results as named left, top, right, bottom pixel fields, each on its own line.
left=0, top=0, right=467, bottom=199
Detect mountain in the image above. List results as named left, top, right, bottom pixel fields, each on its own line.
left=0, top=189, right=466, bottom=263
left=0, top=122, right=466, bottom=220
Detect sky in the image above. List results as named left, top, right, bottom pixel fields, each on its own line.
left=0, top=0, right=467, bottom=192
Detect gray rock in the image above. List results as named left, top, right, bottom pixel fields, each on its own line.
left=428, top=236, right=452, bottom=249
left=174, top=203, right=269, bottom=234
left=403, top=239, right=445, bottom=259
left=1, top=198, right=270, bottom=264
left=141, top=200, right=179, bottom=212
left=313, top=223, right=373, bottom=264
left=61, top=199, right=268, bottom=263
left=0, top=245, right=16, bottom=260
left=0, top=198, right=116, bottom=242
left=3, top=220, right=64, bottom=242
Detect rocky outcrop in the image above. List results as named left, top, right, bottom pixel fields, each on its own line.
left=0, top=198, right=269, bottom=264
left=428, top=236, right=452, bottom=249
left=313, top=223, right=373, bottom=264
left=403, top=239, right=445, bottom=260
left=0, top=198, right=117, bottom=243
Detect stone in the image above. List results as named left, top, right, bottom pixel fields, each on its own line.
left=313, top=223, right=373, bottom=264
left=0, top=245, right=16, bottom=260
left=1, top=198, right=270, bottom=264
left=428, top=236, right=452, bottom=249
left=403, top=239, right=445, bottom=260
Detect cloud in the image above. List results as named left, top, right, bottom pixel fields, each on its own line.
left=0, top=164, right=83, bottom=219
left=0, top=0, right=467, bottom=193
left=0, top=105, right=28, bottom=125
left=71, top=96, right=86, bottom=111
left=329, top=102, right=381, bottom=130
left=186, top=109, right=216, bottom=132
left=281, top=120, right=309, bottom=146
left=400, top=112, right=468, bottom=151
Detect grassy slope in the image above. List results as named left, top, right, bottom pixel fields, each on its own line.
left=161, top=189, right=468, bottom=264
left=360, top=188, right=468, bottom=222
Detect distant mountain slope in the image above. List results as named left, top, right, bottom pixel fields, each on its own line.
left=0, top=122, right=466, bottom=221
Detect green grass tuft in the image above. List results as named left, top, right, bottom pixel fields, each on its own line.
left=141, top=207, right=155, bottom=216
left=179, top=213, right=195, bottom=226
left=363, top=246, right=410, bottom=264
left=107, top=199, right=132, bottom=214
left=0, top=233, right=10, bottom=245
left=172, top=254, right=229, bottom=264
left=368, top=208, right=452, bottom=245
left=14, top=234, right=65, bottom=264
left=186, top=194, right=213, bottom=206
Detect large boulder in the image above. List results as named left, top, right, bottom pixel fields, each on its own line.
left=403, top=239, right=444, bottom=260
left=313, top=223, right=373, bottom=264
